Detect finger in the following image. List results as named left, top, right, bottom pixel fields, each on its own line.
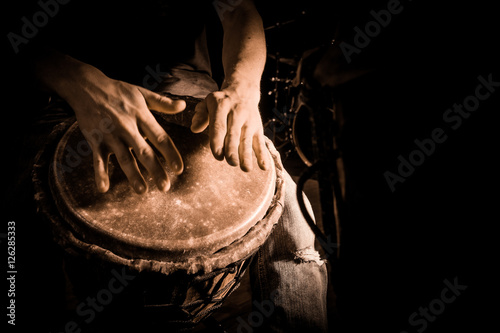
left=253, top=133, right=270, bottom=171
left=112, top=144, right=148, bottom=194
left=138, top=113, right=184, bottom=176
left=238, top=126, right=254, bottom=172
left=191, top=100, right=209, bottom=133
left=208, top=96, right=231, bottom=160
left=131, top=137, right=171, bottom=192
left=224, top=112, right=243, bottom=167
left=93, top=148, right=110, bottom=193
left=136, top=86, right=186, bottom=114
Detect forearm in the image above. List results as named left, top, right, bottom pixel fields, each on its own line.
left=192, top=1, right=269, bottom=170
left=33, top=48, right=102, bottom=101
left=220, top=1, right=266, bottom=97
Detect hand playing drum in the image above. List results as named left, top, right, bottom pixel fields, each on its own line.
left=36, top=50, right=271, bottom=195
left=36, top=51, right=186, bottom=194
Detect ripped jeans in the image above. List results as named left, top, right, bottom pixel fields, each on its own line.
left=249, top=171, right=329, bottom=332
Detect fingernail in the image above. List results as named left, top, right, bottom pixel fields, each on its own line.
left=228, top=154, right=239, bottom=166
left=174, top=99, right=186, bottom=110
left=159, top=179, right=170, bottom=192
left=97, top=180, right=108, bottom=193
left=241, top=163, right=252, bottom=172
left=171, top=161, right=183, bottom=175
left=214, top=148, right=224, bottom=160
left=134, top=181, right=146, bottom=194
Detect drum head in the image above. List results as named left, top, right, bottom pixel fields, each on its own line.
left=50, top=116, right=276, bottom=263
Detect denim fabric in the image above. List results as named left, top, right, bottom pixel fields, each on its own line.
left=154, top=65, right=219, bottom=99
left=249, top=171, right=329, bottom=333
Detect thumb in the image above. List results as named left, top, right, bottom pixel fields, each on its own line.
left=136, top=86, right=186, bottom=114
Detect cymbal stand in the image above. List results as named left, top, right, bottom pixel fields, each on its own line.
left=263, top=52, right=295, bottom=154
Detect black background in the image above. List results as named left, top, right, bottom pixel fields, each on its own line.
left=2, top=0, right=499, bottom=332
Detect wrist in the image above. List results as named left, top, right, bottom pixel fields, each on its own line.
left=35, top=52, right=103, bottom=99
left=221, top=78, right=261, bottom=102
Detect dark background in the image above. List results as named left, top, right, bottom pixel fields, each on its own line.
left=2, top=0, right=499, bottom=332
left=258, top=2, right=499, bottom=332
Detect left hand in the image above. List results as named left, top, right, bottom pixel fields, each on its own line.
left=190, top=88, right=269, bottom=172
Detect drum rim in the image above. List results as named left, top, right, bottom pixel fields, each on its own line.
left=33, top=118, right=285, bottom=275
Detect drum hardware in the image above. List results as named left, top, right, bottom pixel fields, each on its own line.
left=263, top=51, right=299, bottom=157
left=264, top=10, right=306, bottom=31
left=267, top=54, right=299, bottom=68
left=263, top=105, right=295, bottom=154
left=262, top=8, right=308, bottom=158
left=269, top=77, right=294, bottom=83
left=267, top=52, right=297, bottom=112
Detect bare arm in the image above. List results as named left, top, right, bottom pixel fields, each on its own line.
left=219, top=0, right=266, bottom=94
left=191, top=0, right=269, bottom=171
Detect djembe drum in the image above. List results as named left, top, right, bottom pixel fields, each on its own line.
left=33, top=96, right=285, bottom=331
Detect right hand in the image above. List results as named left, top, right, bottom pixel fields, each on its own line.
left=52, top=61, right=186, bottom=194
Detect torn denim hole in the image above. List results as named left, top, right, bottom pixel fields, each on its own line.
left=294, top=246, right=325, bottom=266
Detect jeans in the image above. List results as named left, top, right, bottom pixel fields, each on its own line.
left=249, top=171, right=329, bottom=332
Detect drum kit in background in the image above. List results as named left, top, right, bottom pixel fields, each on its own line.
left=263, top=50, right=325, bottom=167
left=261, top=8, right=337, bottom=167
left=261, top=9, right=346, bottom=254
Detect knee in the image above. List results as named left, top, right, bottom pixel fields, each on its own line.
left=293, top=246, right=325, bottom=266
